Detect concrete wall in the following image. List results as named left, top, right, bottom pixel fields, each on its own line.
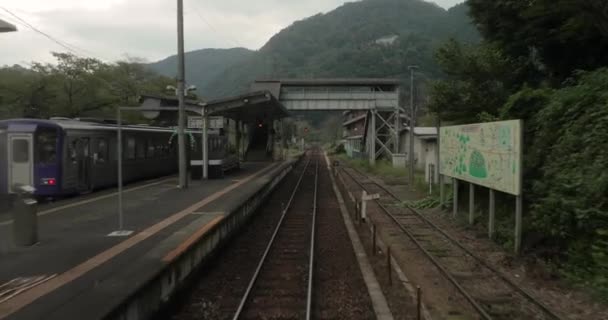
left=424, top=141, right=439, bottom=183
left=344, top=139, right=363, bottom=158
left=400, top=132, right=438, bottom=173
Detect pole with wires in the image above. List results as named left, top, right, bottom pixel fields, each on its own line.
left=408, top=66, right=418, bottom=189
left=177, top=0, right=188, bottom=189
left=117, top=107, right=124, bottom=230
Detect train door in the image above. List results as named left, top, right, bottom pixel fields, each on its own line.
left=75, top=138, right=91, bottom=192
left=7, top=134, right=34, bottom=193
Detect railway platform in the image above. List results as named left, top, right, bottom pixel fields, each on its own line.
left=0, top=159, right=299, bottom=320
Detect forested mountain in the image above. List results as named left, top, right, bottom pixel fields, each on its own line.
left=147, top=48, right=253, bottom=99
left=151, top=0, right=479, bottom=99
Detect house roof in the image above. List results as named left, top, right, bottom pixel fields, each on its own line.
left=139, top=90, right=289, bottom=122
left=342, top=114, right=367, bottom=126
left=254, top=78, right=401, bottom=87
left=401, top=127, right=438, bottom=136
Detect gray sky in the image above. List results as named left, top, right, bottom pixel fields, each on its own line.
left=0, top=0, right=463, bottom=66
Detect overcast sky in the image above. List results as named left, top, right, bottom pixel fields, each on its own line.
left=0, top=0, right=463, bottom=66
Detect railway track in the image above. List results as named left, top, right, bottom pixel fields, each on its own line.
left=340, top=166, right=563, bottom=320
left=232, top=152, right=319, bottom=320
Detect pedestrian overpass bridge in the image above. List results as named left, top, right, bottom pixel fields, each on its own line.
left=252, top=79, right=406, bottom=164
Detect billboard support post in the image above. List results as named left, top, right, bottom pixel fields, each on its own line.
left=452, top=179, right=458, bottom=218
left=515, top=195, right=523, bottom=254
left=489, top=189, right=496, bottom=239
left=469, top=183, right=475, bottom=225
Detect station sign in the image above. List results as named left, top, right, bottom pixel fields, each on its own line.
left=187, top=116, right=225, bottom=130
left=187, top=116, right=203, bottom=129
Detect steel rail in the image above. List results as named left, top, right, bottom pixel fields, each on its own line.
left=340, top=166, right=493, bottom=319
left=306, top=156, right=319, bottom=320
left=232, top=152, right=316, bottom=320
left=348, top=166, right=562, bottom=320
left=342, top=166, right=562, bottom=320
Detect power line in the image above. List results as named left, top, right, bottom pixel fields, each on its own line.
left=188, top=0, right=245, bottom=48
left=1, top=7, right=83, bottom=55
left=0, top=7, right=109, bottom=62
left=0, top=7, right=121, bottom=91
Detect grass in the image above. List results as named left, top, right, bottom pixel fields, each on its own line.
left=333, top=153, right=453, bottom=199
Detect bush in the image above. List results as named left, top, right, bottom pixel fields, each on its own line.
left=513, top=69, right=608, bottom=291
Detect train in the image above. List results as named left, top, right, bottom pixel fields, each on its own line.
left=0, top=118, right=238, bottom=198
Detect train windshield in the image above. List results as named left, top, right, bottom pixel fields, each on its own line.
left=36, top=127, right=58, bottom=164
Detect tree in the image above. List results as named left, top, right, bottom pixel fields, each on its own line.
left=0, top=66, right=56, bottom=118
left=427, top=40, right=533, bottom=123
left=30, top=52, right=115, bottom=117
left=0, top=52, right=174, bottom=120
left=468, top=0, right=608, bottom=80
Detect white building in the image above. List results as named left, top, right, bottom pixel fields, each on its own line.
left=374, top=35, right=399, bottom=46
left=400, top=127, right=439, bottom=183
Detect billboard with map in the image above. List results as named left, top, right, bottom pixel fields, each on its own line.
left=440, top=120, right=523, bottom=195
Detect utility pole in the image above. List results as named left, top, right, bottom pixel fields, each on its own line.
left=177, top=0, right=188, bottom=189
left=408, top=66, right=418, bottom=189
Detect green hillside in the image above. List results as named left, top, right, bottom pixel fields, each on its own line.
left=147, top=47, right=253, bottom=99
left=201, top=0, right=479, bottom=99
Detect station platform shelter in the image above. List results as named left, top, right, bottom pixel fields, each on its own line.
left=137, top=91, right=290, bottom=178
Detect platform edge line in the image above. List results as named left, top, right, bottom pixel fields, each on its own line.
left=0, top=165, right=274, bottom=319
left=324, top=152, right=394, bottom=320
left=162, top=215, right=225, bottom=263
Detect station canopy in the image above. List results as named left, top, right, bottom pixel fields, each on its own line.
left=204, top=91, right=289, bottom=121
left=0, top=19, right=17, bottom=33
left=138, top=90, right=289, bottom=125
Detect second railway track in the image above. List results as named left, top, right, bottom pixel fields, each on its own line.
left=340, top=166, right=563, bottom=320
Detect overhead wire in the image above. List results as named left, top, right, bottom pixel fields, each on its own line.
left=188, top=0, right=245, bottom=48
left=0, top=6, right=110, bottom=62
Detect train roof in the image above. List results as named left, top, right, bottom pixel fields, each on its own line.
left=0, top=118, right=175, bottom=133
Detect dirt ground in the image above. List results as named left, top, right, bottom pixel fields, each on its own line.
left=350, top=166, right=608, bottom=320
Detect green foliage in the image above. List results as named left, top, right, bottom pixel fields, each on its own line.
left=468, top=0, right=608, bottom=80
left=529, top=69, right=608, bottom=254
left=428, top=40, right=533, bottom=123
left=431, top=1, right=608, bottom=296
left=0, top=53, right=173, bottom=120
left=402, top=197, right=440, bottom=209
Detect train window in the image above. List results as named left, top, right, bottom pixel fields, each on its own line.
left=147, top=140, right=155, bottom=158
left=126, top=137, right=136, bottom=159
left=36, top=128, right=57, bottom=164
left=136, top=138, right=145, bottom=159
left=155, top=144, right=165, bottom=157
left=69, top=141, right=78, bottom=163
left=12, top=139, right=29, bottom=163
left=97, top=138, right=108, bottom=163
